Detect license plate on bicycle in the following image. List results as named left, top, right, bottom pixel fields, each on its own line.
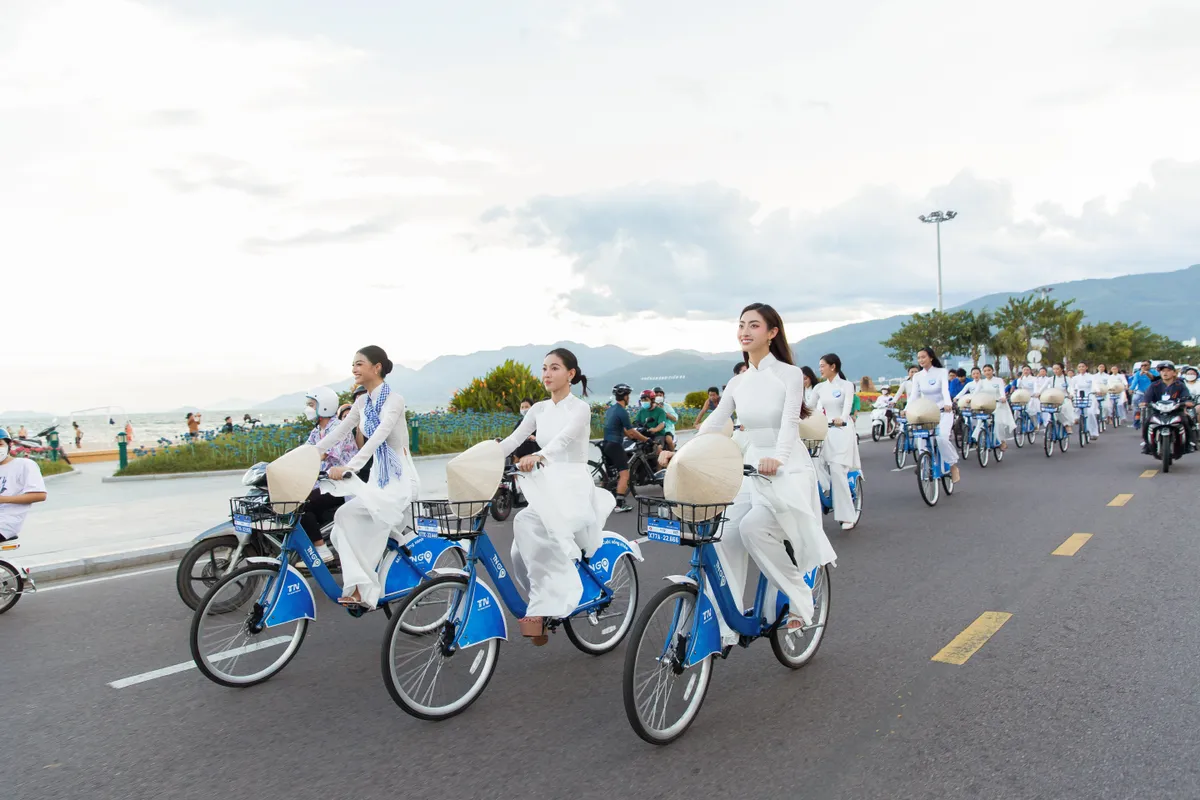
left=646, top=516, right=682, bottom=544
left=232, top=514, right=253, bottom=534
left=415, top=517, right=441, bottom=536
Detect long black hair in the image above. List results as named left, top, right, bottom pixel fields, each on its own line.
left=918, top=346, right=944, bottom=369
left=800, top=365, right=818, bottom=388
left=819, top=352, right=847, bottom=381
left=740, top=303, right=794, bottom=367
left=546, top=347, right=589, bottom=396
left=356, top=345, right=394, bottom=378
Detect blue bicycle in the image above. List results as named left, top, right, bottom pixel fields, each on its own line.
left=809, top=432, right=864, bottom=525
left=189, top=489, right=466, bottom=688
left=1042, top=404, right=1070, bottom=456
left=1075, top=395, right=1094, bottom=448
left=970, top=412, right=1005, bottom=468
left=1011, top=403, right=1038, bottom=448
left=380, top=486, right=643, bottom=720
left=913, top=423, right=956, bottom=506
left=621, top=469, right=831, bottom=744
left=893, top=417, right=919, bottom=468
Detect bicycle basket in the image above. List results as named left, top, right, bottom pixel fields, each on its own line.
left=635, top=496, right=729, bottom=546
left=911, top=421, right=939, bottom=431
left=230, top=496, right=303, bottom=534
left=804, top=439, right=824, bottom=458
left=412, top=499, right=491, bottom=540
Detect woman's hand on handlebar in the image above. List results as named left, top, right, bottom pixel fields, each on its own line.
left=657, top=450, right=675, bottom=468
left=758, top=457, right=782, bottom=476
left=327, top=466, right=350, bottom=481
left=516, top=454, right=543, bottom=472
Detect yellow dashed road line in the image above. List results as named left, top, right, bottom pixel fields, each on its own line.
left=1140, top=470, right=1157, bottom=478
left=1108, top=493, right=1133, bottom=507
left=932, top=612, right=1013, bottom=665
left=1052, top=533, right=1093, bottom=556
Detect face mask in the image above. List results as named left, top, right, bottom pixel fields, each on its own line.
left=1187, top=376, right=1197, bottom=383
left=0, top=443, right=8, bottom=460
left=519, top=407, right=529, bottom=416
left=303, top=406, right=317, bottom=422
left=640, top=401, right=651, bottom=410
left=656, top=397, right=665, bottom=405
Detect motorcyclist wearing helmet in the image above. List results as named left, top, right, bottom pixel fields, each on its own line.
left=602, top=384, right=651, bottom=513
left=634, top=389, right=668, bottom=440
left=0, top=427, right=47, bottom=542
left=654, top=387, right=678, bottom=452
left=1139, top=362, right=1197, bottom=454
left=301, top=387, right=360, bottom=563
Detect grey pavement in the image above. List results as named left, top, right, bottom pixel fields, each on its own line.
left=5, top=421, right=1196, bottom=800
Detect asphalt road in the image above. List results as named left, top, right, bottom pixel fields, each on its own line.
left=5, top=424, right=1198, bottom=800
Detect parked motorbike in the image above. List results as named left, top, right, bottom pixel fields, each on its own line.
left=174, top=462, right=332, bottom=610
left=1145, top=399, right=1192, bottom=473
left=490, top=457, right=529, bottom=522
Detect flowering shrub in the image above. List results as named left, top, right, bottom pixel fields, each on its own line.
left=117, top=422, right=311, bottom=476
left=449, top=360, right=548, bottom=413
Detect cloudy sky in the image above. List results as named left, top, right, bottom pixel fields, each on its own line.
left=3, top=0, right=1199, bottom=412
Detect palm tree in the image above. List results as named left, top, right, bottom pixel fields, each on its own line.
left=1048, top=309, right=1085, bottom=367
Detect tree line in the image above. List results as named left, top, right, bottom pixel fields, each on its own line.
left=881, top=295, right=1200, bottom=375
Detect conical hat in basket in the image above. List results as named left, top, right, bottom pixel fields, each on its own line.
left=1107, top=383, right=1123, bottom=394
left=1010, top=389, right=1031, bottom=404
left=719, top=418, right=735, bottom=438
left=906, top=398, right=940, bottom=424
left=970, top=393, right=997, bottom=412
left=447, top=440, right=504, bottom=518
left=267, top=445, right=321, bottom=505
left=1041, top=388, right=1066, bottom=406
left=798, top=413, right=828, bottom=443
left=663, top=433, right=743, bottom=523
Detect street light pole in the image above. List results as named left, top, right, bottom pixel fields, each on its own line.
left=918, top=210, right=958, bottom=311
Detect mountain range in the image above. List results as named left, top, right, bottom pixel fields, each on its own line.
left=252, top=263, right=1200, bottom=408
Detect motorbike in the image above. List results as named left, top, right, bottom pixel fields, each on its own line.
left=174, top=462, right=333, bottom=610
left=490, top=456, right=529, bottom=522
left=1145, top=399, right=1193, bottom=473
left=870, top=403, right=898, bottom=442
left=589, top=427, right=664, bottom=496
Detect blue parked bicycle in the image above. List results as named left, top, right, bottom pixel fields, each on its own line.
left=380, top=480, right=643, bottom=721
left=1042, top=403, right=1070, bottom=456
left=913, top=422, right=956, bottom=506
left=189, top=485, right=466, bottom=688
left=1011, top=403, right=1038, bottom=448
left=621, top=468, right=831, bottom=744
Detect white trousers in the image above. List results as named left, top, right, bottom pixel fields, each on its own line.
left=818, top=459, right=857, bottom=523
left=916, top=411, right=958, bottom=467
left=330, top=498, right=391, bottom=607
left=511, top=507, right=582, bottom=618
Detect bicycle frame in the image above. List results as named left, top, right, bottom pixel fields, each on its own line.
left=913, top=428, right=948, bottom=478
left=1043, top=408, right=1066, bottom=441
left=246, top=521, right=466, bottom=629
left=0, top=542, right=36, bottom=595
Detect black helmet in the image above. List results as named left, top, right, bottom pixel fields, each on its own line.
left=612, top=383, right=632, bottom=399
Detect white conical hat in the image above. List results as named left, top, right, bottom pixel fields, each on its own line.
left=447, top=440, right=504, bottom=518
left=970, top=393, right=997, bottom=412
left=798, top=412, right=828, bottom=442
left=267, top=444, right=321, bottom=505
left=1010, top=388, right=1031, bottom=404
left=719, top=418, right=735, bottom=438
left=1107, top=383, right=1123, bottom=394
left=906, top=397, right=940, bottom=424
left=1041, top=387, right=1066, bottom=406
left=664, top=433, right=743, bottom=523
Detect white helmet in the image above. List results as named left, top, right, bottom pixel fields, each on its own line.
left=304, top=386, right=339, bottom=419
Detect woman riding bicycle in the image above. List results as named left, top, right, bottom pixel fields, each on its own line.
left=913, top=346, right=960, bottom=483
left=496, top=348, right=614, bottom=645
left=315, top=346, right=420, bottom=609
left=813, top=353, right=863, bottom=530
left=695, top=303, right=837, bottom=636
left=299, top=386, right=360, bottom=564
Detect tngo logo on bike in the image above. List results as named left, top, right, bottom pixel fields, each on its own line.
left=713, top=560, right=727, bottom=587
left=414, top=550, right=433, bottom=564
left=590, top=558, right=610, bottom=574
left=490, top=555, right=507, bottom=579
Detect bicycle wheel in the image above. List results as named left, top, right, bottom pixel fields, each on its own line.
left=565, top=556, right=639, bottom=655
left=189, top=565, right=308, bottom=688
left=849, top=474, right=864, bottom=524
left=917, top=452, right=938, bottom=507
left=1060, top=425, right=1069, bottom=452
left=894, top=437, right=907, bottom=469
left=977, top=436, right=989, bottom=467
left=1079, top=422, right=1088, bottom=449
left=772, top=565, right=830, bottom=668
left=490, top=487, right=513, bottom=522
left=1026, top=424, right=1037, bottom=445
left=941, top=474, right=955, bottom=495
left=381, top=545, right=467, bottom=621
left=1044, top=427, right=1054, bottom=457
left=994, top=444, right=1004, bottom=463
left=623, top=584, right=713, bottom=745
left=381, top=575, right=500, bottom=721
left=0, top=561, right=23, bottom=615
left=588, top=460, right=607, bottom=488
left=1013, top=425, right=1024, bottom=448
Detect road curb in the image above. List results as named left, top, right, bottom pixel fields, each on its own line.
left=43, top=469, right=81, bottom=481
left=26, top=542, right=191, bottom=582
left=102, top=469, right=245, bottom=483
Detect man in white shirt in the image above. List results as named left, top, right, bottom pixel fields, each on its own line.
left=0, top=429, right=48, bottom=541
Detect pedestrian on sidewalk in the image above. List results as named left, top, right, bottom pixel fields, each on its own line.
left=0, top=428, right=47, bottom=542
left=72, top=421, right=82, bottom=449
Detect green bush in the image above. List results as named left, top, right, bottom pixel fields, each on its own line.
left=28, top=456, right=72, bottom=476
left=450, top=360, right=549, bottom=413
left=683, top=391, right=709, bottom=409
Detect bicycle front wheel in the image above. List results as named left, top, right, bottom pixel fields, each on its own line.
left=894, top=437, right=907, bottom=469
left=623, top=584, right=713, bottom=745
left=381, top=575, right=500, bottom=721
left=0, top=561, right=23, bottom=615
left=917, top=452, right=938, bottom=507
left=189, top=565, right=308, bottom=688
left=565, top=556, right=639, bottom=655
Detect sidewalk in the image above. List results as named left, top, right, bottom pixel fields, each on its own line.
left=15, top=423, right=873, bottom=582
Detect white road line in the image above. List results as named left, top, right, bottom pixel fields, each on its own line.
left=108, top=636, right=294, bottom=689
left=632, top=536, right=649, bottom=545
left=37, top=564, right=177, bottom=592
left=890, top=465, right=916, bottom=472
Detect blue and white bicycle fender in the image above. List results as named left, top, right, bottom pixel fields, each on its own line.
left=261, top=564, right=316, bottom=628
left=192, top=520, right=237, bottom=543
left=684, top=589, right=722, bottom=667
left=381, top=536, right=465, bottom=598
left=584, top=533, right=643, bottom=585
left=453, top=579, right=508, bottom=648
left=774, top=567, right=820, bottom=621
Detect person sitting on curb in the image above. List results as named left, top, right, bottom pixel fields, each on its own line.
left=0, top=428, right=48, bottom=542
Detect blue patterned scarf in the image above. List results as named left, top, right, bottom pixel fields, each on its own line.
left=362, top=383, right=402, bottom=489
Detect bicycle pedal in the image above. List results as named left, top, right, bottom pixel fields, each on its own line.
left=720, top=644, right=733, bottom=659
